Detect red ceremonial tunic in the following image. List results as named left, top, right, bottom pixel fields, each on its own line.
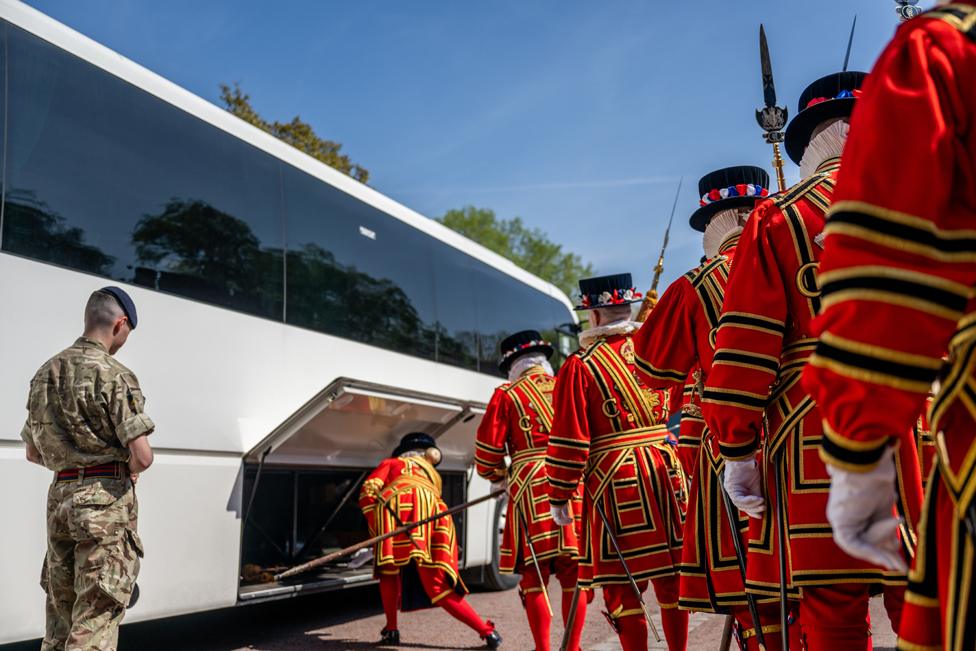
left=359, top=455, right=465, bottom=592
left=633, top=234, right=761, bottom=613
left=702, top=159, right=920, bottom=597
left=545, top=327, right=684, bottom=589
left=798, top=5, right=976, bottom=648
left=634, top=235, right=738, bottom=387
left=474, top=368, right=582, bottom=574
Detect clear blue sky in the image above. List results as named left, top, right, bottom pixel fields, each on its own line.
left=24, top=0, right=911, bottom=294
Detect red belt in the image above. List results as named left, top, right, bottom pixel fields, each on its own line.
left=55, top=462, right=127, bottom=482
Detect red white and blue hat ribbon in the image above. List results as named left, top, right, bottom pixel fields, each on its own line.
left=700, top=183, right=769, bottom=207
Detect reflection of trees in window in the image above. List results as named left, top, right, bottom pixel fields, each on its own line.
left=287, top=243, right=433, bottom=356
left=131, top=199, right=282, bottom=317
left=2, top=190, right=115, bottom=275
left=431, top=325, right=479, bottom=371
left=479, top=330, right=507, bottom=371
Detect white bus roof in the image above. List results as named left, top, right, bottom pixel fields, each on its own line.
left=0, top=0, right=575, bottom=315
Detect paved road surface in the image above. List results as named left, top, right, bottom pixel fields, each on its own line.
left=1, top=583, right=898, bottom=650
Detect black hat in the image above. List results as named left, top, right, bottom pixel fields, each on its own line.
left=391, top=432, right=439, bottom=458
left=784, top=71, right=867, bottom=164
left=575, top=273, right=642, bottom=311
left=498, top=329, right=554, bottom=374
left=689, top=166, right=771, bottom=232
left=99, top=286, right=138, bottom=329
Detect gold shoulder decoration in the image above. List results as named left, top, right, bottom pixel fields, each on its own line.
left=620, top=338, right=636, bottom=364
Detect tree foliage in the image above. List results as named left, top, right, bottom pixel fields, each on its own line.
left=219, top=83, right=369, bottom=184
left=439, top=206, right=593, bottom=298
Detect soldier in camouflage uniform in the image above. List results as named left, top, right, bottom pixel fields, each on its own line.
left=21, top=287, right=155, bottom=651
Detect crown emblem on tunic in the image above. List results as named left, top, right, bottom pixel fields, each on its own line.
left=620, top=339, right=636, bottom=364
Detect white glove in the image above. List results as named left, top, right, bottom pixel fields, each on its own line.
left=827, top=448, right=907, bottom=572
left=723, top=456, right=766, bottom=518
left=491, top=478, right=508, bottom=494
left=550, top=502, right=573, bottom=526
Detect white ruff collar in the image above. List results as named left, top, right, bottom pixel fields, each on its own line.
left=579, top=320, right=640, bottom=349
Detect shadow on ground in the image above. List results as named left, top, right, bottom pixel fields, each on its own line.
left=1, top=585, right=385, bottom=651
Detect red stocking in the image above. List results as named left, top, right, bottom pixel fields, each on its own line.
left=378, top=572, right=400, bottom=630
left=524, top=589, right=552, bottom=651
left=439, top=593, right=494, bottom=637
left=616, top=613, right=649, bottom=651
left=651, top=575, right=687, bottom=651
left=561, top=588, right=588, bottom=651
left=660, top=607, right=689, bottom=651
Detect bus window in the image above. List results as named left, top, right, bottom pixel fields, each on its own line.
left=469, top=264, right=571, bottom=375
left=430, top=247, right=480, bottom=372
left=0, top=23, right=285, bottom=319
left=281, top=166, right=438, bottom=360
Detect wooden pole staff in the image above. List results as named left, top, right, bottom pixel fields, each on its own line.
left=274, top=489, right=505, bottom=581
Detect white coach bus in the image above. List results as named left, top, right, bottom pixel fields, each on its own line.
left=0, top=1, right=578, bottom=643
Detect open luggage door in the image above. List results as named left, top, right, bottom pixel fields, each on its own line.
left=238, top=378, right=486, bottom=602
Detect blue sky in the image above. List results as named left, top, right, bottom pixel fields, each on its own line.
left=24, top=0, right=912, bottom=295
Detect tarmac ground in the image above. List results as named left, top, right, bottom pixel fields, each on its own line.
left=0, top=582, right=898, bottom=650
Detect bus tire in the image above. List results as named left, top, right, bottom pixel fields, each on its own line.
left=481, top=498, right=520, bottom=591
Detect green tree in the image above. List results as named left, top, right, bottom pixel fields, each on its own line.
left=439, top=206, right=593, bottom=298
left=219, top=83, right=369, bottom=184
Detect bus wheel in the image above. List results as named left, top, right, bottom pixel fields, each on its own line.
left=481, top=497, right=519, bottom=591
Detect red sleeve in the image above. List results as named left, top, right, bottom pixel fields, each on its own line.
left=475, top=389, right=510, bottom=482
left=703, top=203, right=789, bottom=460
left=359, top=459, right=395, bottom=536
left=634, top=277, right=699, bottom=389
left=669, top=374, right=692, bottom=416
left=545, top=355, right=592, bottom=504
left=802, top=20, right=976, bottom=470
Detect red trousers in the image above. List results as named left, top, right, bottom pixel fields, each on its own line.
left=798, top=584, right=904, bottom=650
left=602, top=575, right=688, bottom=651
left=377, top=565, right=493, bottom=638
left=730, top=602, right=791, bottom=650
left=519, top=555, right=588, bottom=651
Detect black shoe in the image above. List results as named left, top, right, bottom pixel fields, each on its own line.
left=483, top=626, right=502, bottom=649
left=378, top=628, right=400, bottom=646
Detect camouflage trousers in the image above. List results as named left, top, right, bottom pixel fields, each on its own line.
left=41, top=476, right=143, bottom=651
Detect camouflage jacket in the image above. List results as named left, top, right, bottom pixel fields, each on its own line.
left=21, top=337, right=155, bottom=471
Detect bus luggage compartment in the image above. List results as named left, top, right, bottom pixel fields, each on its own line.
left=238, top=464, right=467, bottom=602
left=237, top=378, right=483, bottom=603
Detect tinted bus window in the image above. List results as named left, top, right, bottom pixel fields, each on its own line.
left=430, top=247, right=480, bottom=372
left=282, top=166, right=437, bottom=359
left=0, top=24, right=284, bottom=319
left=469, top=265, right=571, bottom=375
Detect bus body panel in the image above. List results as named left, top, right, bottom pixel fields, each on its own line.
left=0, top=446, right=50, bottom=642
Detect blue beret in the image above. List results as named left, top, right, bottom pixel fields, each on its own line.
left=99, top=286, right=138, bottom=329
